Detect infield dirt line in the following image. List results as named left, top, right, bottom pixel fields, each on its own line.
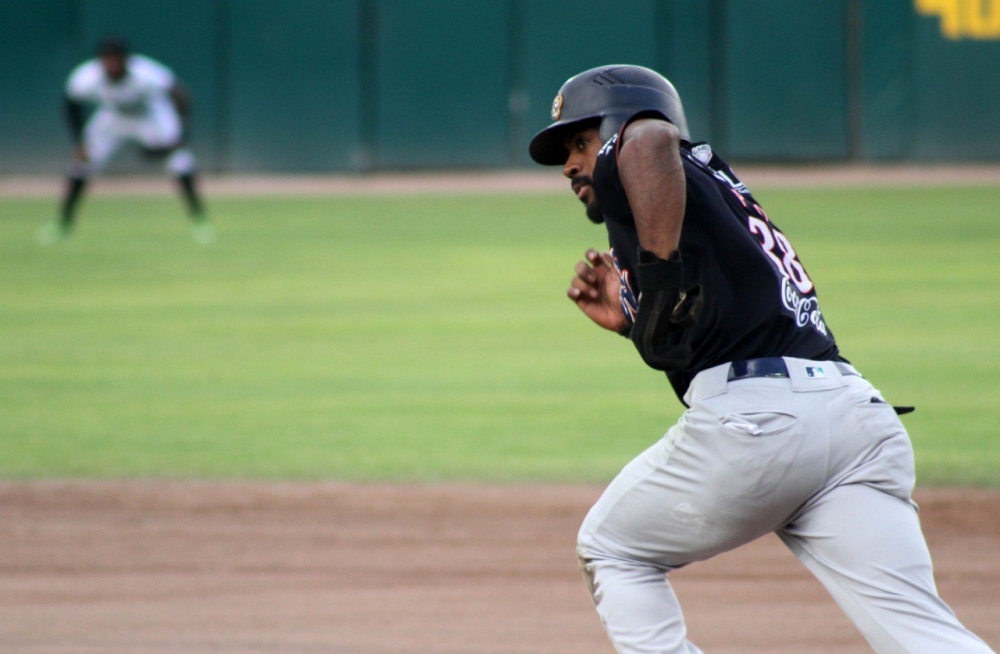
left=2, top=164, right=999, bottom=198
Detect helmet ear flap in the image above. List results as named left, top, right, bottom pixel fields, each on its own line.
left=594, top=83, right=689, bottom=143
left=598, top=115, right=623, bottom=145
left=599, top=108, right=683, bottom=145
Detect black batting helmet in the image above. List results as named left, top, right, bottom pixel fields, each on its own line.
left=528, top=65, right=689, bottom=166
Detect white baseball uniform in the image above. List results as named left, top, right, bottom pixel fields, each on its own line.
left=66, top=54, right=195, bottom=175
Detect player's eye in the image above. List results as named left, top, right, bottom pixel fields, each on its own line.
left=576, top=138, right=589, bottom=150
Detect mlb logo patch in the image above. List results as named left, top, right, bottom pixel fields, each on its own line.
left=805, top=366, right=827, bottom=379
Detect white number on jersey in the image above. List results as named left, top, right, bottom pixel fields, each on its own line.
left=746, top=212, right=814, bottom=294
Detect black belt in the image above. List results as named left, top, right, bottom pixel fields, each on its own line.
left=726, top=358, right=913, bottom=415
left=727, top=357, right=859, bottom=382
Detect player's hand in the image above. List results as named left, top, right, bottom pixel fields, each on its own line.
left=73, top=145, right=89, bottom=163
left=568, top=249, right=628, bottom=333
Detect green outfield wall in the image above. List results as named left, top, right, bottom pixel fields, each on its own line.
left=2, top=0, right=999, bottom=173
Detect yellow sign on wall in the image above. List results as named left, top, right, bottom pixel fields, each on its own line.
left=916, top=0, right=1000, bottom=39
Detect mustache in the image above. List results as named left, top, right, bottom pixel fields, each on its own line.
left=571, top=174, right=594, bottom=194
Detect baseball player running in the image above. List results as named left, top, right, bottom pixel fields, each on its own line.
left=40, top=37, right=213, bottom=245
left=529, top=65, right=993, bottom=653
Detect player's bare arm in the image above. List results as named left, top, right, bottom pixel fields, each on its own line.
left=567, top=248, right=627, bottom=333
left=168, top=84, right=191, bottom=146
left=64, top=96, right=88, bottom=161
left=169, top=84, right=190, bottom=119
left=617, top=118, right=686, bottom=259
left=616, top=118, right=694, bottom=370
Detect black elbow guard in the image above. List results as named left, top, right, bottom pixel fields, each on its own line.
left=630, top=247, right=703, bottom=371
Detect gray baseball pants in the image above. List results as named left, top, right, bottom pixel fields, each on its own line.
left=577, top=357, right=993, bottom=653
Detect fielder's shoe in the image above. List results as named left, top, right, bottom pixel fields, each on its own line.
left=192, top=223, right=216, bottom=245
left=37, top=220, right=71, bottom=245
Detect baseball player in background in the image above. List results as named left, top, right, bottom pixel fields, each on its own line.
left=40, top=37, right=213, bottom=245
left=530, top=65, right=994, bottom=653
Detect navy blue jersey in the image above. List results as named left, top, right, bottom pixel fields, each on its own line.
left=593, top=130, right=841, bottom=401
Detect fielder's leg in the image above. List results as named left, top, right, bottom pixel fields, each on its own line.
left=140, top=100, right=212, bottom=243
left=40, top=113, right=120, bottom=244
left=39, top=174, right=86, bottom=245
left=177, top=171, right=204, bottom=217
left=166, top=148, right=213, bottom=244
left=56, top=175, right=87, bottom=232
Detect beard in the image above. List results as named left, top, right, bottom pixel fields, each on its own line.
left=585, top=199, right=604, bottom=224
left=572, top=175, right=604, bottom=224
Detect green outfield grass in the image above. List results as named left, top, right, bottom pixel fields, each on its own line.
left=1, top=185, right=998, bottom=485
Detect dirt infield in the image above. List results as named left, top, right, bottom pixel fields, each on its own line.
left=1, top=482, right=997, bottom=653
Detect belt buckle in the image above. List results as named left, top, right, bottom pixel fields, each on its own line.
left=728, top=358, right=789, bottom=382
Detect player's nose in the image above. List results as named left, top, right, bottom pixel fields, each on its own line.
left=563, top=156, right=581, bottom=179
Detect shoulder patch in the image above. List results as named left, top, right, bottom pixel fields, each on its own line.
left=691, top=143, right=713, bottom=164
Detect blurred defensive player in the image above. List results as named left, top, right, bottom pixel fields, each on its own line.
left=40, top=37, right=213, bottom=244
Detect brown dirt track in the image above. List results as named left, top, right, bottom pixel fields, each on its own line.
left=1, top=482, right=997, bottom=653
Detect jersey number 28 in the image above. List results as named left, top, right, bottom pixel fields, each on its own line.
left=747, top=213, right=814, bottom=294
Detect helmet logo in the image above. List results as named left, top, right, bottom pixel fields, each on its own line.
left=551, top=93, right=563, bottom=120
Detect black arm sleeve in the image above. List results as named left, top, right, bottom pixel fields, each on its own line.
left=65, top=96, right=86, bottom=145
